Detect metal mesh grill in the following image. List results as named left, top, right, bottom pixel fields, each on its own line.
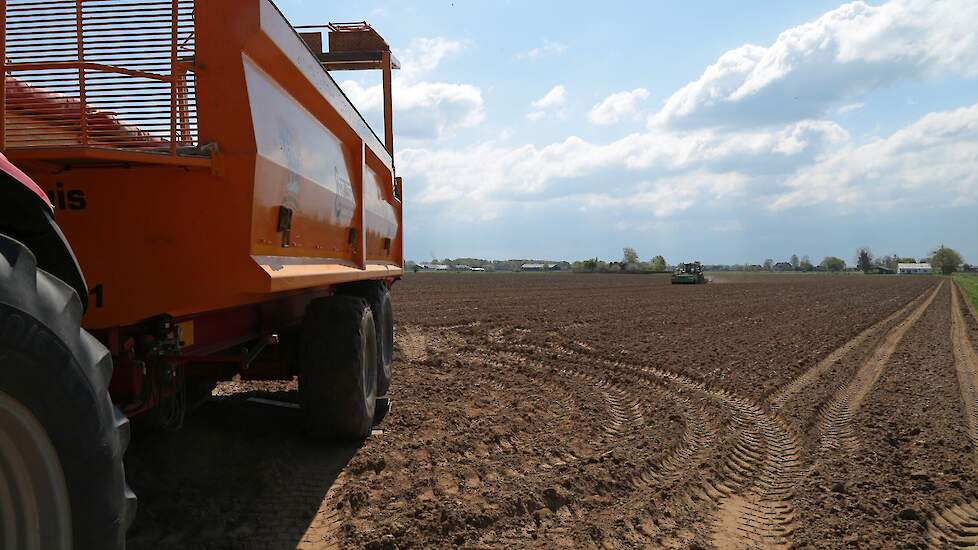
left=2, top=0, right=197, bottom=153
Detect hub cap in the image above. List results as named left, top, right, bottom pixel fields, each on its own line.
left=0, top=391, right=72, bottom=550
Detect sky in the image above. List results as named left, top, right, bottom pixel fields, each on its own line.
left=276, top=0, right=978, bottom=265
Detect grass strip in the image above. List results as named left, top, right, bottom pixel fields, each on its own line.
left=954, top=274, right=978, bottom=310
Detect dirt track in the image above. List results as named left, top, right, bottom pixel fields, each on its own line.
left=124, top=273, right=978, bottom=549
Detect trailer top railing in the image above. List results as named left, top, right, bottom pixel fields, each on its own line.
left=1, top=0, right=198, bottom=158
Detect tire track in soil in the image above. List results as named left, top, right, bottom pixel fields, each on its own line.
left=368, top=324, right=613, bottom=547
left=654, top=371, right=802, bottom=549
left=482, top=347, right=646, bottom=467
left=926, top=282, right=978, bottom=549
left=513, top=342, right=802, bottom=548
left=631, top=396, right=717, bottom=489
left=816, top=281, right=942, bottom=452
left=463, top=329, right=674, bottom=524
left=396, top=326, right=588, bottom=484
left=491, top=339, right=649, bottom=445
left=416, top=281, right=938, bottom=548
left=927, top=501, right=978, bottom=549
left=768, top=284, right=936, bottom=411
left=477, top=352, right=601, bottom=467
left=464, top=354, right=580, bottom=468
left=596, top=360, right=802, bottom=549
left=475, top=328, right=640, bottom=472
left=468, top=341, right=683, bottom=547
left=296, top=473, right=348, bottom=549
left=383, top=277, right=936, bottom=548
left=240, top=446, right=354, bottom=550
left=504, top=342, right=725, bottom=547
left=574, top=369, right=645, bottom=439
left=509, top=342, right=719, bottom=490
left=394, top=325, right=430, bottom=363
left=948, top=282, right=978, bottom=448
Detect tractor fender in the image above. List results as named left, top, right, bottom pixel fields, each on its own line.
left=0, top=153, right=89, bottom=311
left=0, top=153, right=50, bottom=206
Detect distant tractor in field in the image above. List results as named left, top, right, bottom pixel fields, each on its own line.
left=672, top=261, right=706, bottom=284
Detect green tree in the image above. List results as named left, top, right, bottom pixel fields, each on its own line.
left=650, top=255, right=667, bottom=272
left=763, top=258, right=774, bottom=271
left=622, top=247, right=639, bottom=266
left=930, top=245, right=964, bottom=275
left=856, top=247, right=874, bottom=273
left=573, top=257, right=600, bottom=272
left=821, top=256, right=846, bottom=271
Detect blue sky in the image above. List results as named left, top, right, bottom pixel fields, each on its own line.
left=277, top=0, right=978, bottom=265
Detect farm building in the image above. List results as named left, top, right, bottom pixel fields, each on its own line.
left=897, top=262, right=933, bottom=274
left=772, top=262, right=794, bottom=272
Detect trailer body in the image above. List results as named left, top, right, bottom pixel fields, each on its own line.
left=2, top=0, right=403, bottom=415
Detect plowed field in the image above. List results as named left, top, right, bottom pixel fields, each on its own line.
left=125, top=273, right=978, bottom=549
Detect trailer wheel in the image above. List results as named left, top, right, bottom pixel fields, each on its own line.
left=0, top=235, right=135, bottom=550
left=299, top=295, right=378, bottom=439
left=338, top=282, right=394, bottom=396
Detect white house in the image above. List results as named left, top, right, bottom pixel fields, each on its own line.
left=897, top=262, right=933, bottom=274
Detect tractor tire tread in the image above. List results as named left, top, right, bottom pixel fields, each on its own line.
left=0, top=234, right=134, bottom=549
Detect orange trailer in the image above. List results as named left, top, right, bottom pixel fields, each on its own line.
left=0, top=1, right=403, bottom=547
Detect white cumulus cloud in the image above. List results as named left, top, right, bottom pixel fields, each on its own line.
left=575, top=172, right=749, bottom=217
left=397, top=119, right=848, bottom=217
left=651, top=0, right=978, bottom=129
left=339, top=37, right=484, bottom=140
left=525, top=85, right=567, bottom=121
left=376, top=0, right=978, bottom=260
left=588, top=88, right=650, bottom=125
left=515, top=39, right=568, bottom=60
left=770, top=102, right=978, bottom=211
left=531, top=85, right=567, bottom=110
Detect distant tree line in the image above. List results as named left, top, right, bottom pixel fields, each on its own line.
left=852, top=245, right=965, bottom=274
left=572, top=248, right=671, bottom=273
left=410, top=244, right=969, bottom=276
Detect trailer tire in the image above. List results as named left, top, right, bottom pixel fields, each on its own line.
left=338, top=282, right=394, bottom=396
left=0, top=234, right=135, bottom=550
left=299, top=295, right=378, bottom=440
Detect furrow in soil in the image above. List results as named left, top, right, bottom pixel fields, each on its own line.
left=926, top=283, right=978, bottom=549
left=769, top=285, right=935, bottom=411
left=816, top=282, right=942, bottom=452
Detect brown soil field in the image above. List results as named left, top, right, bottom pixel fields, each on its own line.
left=123, top=272, right=978, bottom=549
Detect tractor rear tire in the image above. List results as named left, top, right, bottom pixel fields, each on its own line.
left=0, top=234, right=135, bottom=550
left=338, top=282, right=394, bottom=396
left=298, top=295, right=378, bottom=440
